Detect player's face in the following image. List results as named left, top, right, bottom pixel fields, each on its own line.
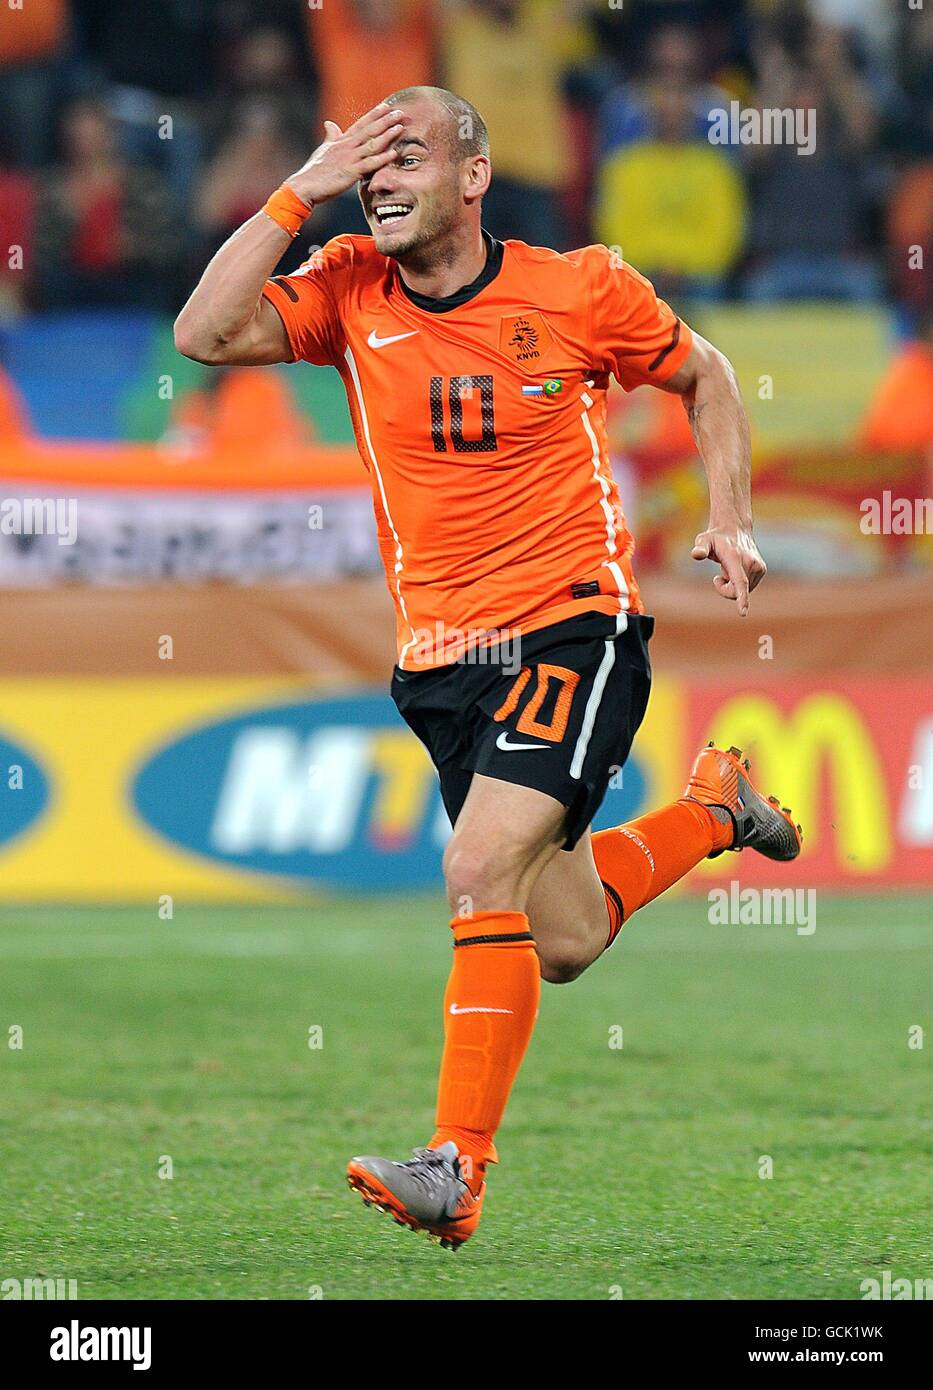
left=359, top=104, right=469, bottom=259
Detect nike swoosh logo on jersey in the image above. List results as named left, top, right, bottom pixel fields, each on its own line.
left=495, top=731, right=549, bottom=752
left=367, top=328, right=418, bottom=349
left=449, top=1002, right=514, bottom=1015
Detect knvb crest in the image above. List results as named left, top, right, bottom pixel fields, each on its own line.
left=500, top=311, right=551, bottom=365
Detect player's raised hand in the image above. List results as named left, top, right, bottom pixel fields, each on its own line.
left=691, top=526, right=767, bottom=617
left=285, top=103, right=409, bottom=206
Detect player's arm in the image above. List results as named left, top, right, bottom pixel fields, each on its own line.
left=173, top=103, right=409, bottom=366
left=589, top=249, right=766, bottom=615
left=663, top=333, right=766, bottom=617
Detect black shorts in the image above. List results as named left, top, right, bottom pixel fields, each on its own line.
left=390, top=611, right=653, bottom=850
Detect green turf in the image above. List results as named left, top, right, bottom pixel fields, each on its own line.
left=1, top=895, right=929, bottom=1301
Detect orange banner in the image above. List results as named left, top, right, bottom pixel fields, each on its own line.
left=0, top=440, right=364, bottom=491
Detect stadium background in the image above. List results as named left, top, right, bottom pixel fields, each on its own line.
left=1, top=0, right=931, bottom=1302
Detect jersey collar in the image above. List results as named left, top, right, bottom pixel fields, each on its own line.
left=394, top=230, right=504, bottom=314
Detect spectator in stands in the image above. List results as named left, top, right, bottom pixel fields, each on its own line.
left=194, top=97, right=308, bottom=259
left=208, top=26, right=315, bottom=157
left=164, top=368, right=312, bottom=454
left=859, top=302, right=933, bottom=455
left=441, top=0, right=590, bottom=250
left=744, top=19, right=882, bottom=301
left=70, top=0, right=214, bottom=204
left=0, top=129, right=37, bottom=317
left=303, top=0, right=436, bottom=242
left=307, top=0, right=436, bottom=130
left=890, top=1, right=933, bottom=159
left=592, top=0, right=748, bottom=82
left=883, top=5, right=933, bottom=315
left=32, top=98, right=181, bottom=311
left=598, top=22, right=728, bottom=155
left=886, top=162, right=933, bottom=314
left=807, top=0, right=896, bottom=77
left=0, top=0, right=71, bottom=170
left=596, top=84, right=746, bottom=300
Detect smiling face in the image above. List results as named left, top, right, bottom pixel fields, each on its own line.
left=358, top=98, right=487, bottom=261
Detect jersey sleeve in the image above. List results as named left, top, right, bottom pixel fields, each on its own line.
left=261, top=235, right=354, bottom=366
left=578, top=244, right=694, bottom=391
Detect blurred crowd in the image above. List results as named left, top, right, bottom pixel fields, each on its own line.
left=0, top=0, right=931, bottom=322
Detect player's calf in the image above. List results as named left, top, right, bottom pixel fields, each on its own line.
left=536, top=933, right=602, bottom=984
left=525, top=832, right=617, bottom=983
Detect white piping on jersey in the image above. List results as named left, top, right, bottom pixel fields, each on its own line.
left=579, top=391, right=630, bottom=607
left=569, top=611, right=629, bottom=780
left=343, top=346, right=418, bottom=665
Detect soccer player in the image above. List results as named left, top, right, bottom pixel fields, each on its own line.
left=175, top=89, right=802, bottom=1249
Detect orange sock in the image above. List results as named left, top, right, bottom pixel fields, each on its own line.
left=430, top=910, right=540, bottom=1192
left=594, top=800, right=733, bottom=949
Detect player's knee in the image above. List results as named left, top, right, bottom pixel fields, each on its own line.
left=443, top=836, right=522, bottom=912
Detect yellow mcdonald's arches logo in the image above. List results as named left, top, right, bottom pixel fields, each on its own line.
left=702, top=693, right=892, bottom=873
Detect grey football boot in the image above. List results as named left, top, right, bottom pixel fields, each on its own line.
left=347, top=1140, right=484, bottom=1249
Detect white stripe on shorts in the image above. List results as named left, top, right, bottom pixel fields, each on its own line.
left=569, top=611, right=629, bottom=781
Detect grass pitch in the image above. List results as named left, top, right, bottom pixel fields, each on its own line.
left=1, top=895, right=929, bottom=1301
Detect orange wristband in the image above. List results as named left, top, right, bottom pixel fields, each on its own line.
left=262, top=183, right=312, bottom=237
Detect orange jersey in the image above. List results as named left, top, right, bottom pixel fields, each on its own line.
left=262, top=235, right=693, bottom=669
